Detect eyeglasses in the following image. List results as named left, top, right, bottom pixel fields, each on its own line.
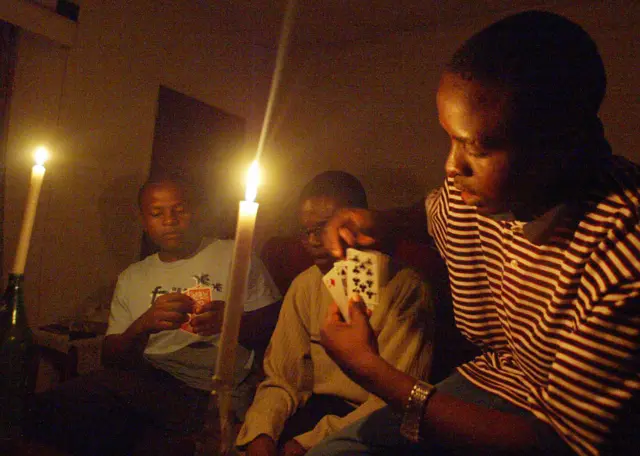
left=300, top=221, right=328, bottom=240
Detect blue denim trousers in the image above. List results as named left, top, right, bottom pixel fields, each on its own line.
left=305, top=372, right=572, bottom=456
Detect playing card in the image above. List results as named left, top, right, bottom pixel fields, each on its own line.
left=181, top=285, right=213, bottom=333
left=333, top=260, right=349, bottom=290
left=346, top=248, right=389, bottom=311
left=322, top=264, right=351, bottom=322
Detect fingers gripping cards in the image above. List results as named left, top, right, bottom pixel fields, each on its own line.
left=322, top=248, right=389, bottom=322
left=180, top=284, right=213, bottom=333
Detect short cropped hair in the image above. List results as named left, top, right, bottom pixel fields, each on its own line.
left=299, top=171, right=368, bottom=209
left=446, top=10, right=606, bottom=148
left=137, top=173, right=200, bottom=210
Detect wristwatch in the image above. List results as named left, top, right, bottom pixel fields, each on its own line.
left=399, top=380, right=436, bottom=442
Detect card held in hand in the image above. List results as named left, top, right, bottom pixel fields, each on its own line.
left=333, top=260, right=349, bottom=290
left=346, top=248, right=389, bottom=311
left=180, top=285, right=213, bottom=333
left=322, top=264, right=351, bottom=322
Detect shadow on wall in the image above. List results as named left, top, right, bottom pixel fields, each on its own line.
left=98, top=174, right=143, bottom=268
left=81, top=174, right=141, bottom=320
left=79, top=283, right=116, bottom=323
left=365, top=164, right=432, bottom=209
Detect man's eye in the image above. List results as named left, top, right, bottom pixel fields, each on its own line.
left=150, top=212, right=162, bottom=217
left=300, top=225, right=325, bottom=238
left=302, top=228, right=316, bottom=237
left=466, top=146, right=490, bottom=158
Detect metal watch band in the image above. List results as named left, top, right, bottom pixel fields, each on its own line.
left=399, top=380, right=436, bottom=442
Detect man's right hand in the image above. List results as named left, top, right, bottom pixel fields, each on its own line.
left=322, top=207, right=378, bottom=259
left=103, top=292, right=194, bottom=367
left=135, top=292, right=195, bottom=334
left=246, top=434, right=277, bottom=456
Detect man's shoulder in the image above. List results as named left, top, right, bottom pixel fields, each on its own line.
left=118, top=254, right=159, bottom=279
left=192, top=237, right=233, bottom=257
left=187, top=238, right=235, bottom=265
left=387, top=263, right=425, bottom=290
left=585, top=155, right=640, bottom=218
left=376, top=264, right=430, bottom=322
left=289, top=265, right=322, bottom=289
left=202, top=237, right=234, bottom=250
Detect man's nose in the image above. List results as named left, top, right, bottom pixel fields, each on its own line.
left=308, top=231, right=323, bottom=247
left=163, top=212, right=179, bottom=225
left=445, top=145, right=470, bottom=178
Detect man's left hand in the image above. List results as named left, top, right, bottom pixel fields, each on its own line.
left=280, top=439, right=307, bottom=456
left=320, top=296, right=379, bottom=377
left=190, top=300, right=225, bottom=336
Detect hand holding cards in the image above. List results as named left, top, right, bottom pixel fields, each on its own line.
left=322, top=248, right=389, bottom=321
left=180, top=284, right=214, bottom=333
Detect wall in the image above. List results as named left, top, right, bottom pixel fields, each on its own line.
left=261, top=0, right=639, bottom=235
left=3, top=0, right=274, bottom=324
left=2, top=0, right=638, bottom=325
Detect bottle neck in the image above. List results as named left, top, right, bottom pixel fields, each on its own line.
left=5, top=273, right=25, bottom=326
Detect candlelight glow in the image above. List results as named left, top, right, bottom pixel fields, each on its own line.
left=34, top=146, right=49, bottom=166
left=245, top=160, right=260, bottom=202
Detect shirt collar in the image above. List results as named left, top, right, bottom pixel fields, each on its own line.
left=486, top=203, right=573, bottom=245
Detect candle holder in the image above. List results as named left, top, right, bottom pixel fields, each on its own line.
left=193, top=386, right=236, bottom=456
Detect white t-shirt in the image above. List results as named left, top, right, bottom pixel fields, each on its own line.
left=107, top=238, right=281, bottom=390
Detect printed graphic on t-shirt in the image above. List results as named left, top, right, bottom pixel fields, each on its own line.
left=147, top=274, right=223, bottom=333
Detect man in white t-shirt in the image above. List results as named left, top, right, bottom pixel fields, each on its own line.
left=26, top=176, right=281, bottom=456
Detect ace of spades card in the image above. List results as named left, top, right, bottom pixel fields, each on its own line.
left=345, top=248, right=389, bottom=311
left=180, top=284, right=213, bottom=333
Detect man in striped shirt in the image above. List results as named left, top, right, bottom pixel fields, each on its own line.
left=306, top=11, right=639, bottom=456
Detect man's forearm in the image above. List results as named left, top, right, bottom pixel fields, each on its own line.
left=354, top=354, right=539, bottom=455
left=101, top=320, right=150, bottom=367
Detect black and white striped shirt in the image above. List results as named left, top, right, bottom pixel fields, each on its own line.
left=427, top=156, right=640, bottom=455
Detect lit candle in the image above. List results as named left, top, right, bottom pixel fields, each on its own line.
left=12, top=147, right=49, bottom=275
left=212, top=160, right=260, bottom=450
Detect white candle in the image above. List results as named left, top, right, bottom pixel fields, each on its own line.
left=12, top=147, right=49, bottom=274
left=214, top=160, right=260, bottom=389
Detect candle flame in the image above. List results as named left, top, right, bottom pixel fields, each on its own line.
left=245, top=160, right=260, bottom=202
left=34, top=146, right=49, bottom=166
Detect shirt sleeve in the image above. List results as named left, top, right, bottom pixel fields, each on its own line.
left=106, top=270, right=134, bottom=336
left=529, top=224, right=640, bottom=456
left=243, top=253, right=282, bottom=312
left=236, top=274, right=313, bottom=448
left=294, top=268, right=435, bottom=449
left=425, top=184, right=447, bottom=254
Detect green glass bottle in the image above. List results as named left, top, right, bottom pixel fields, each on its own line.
left=0, top=273, right=35, bottom=445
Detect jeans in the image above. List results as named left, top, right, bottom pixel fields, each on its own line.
left=306, top=372, right=572, bottom=456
